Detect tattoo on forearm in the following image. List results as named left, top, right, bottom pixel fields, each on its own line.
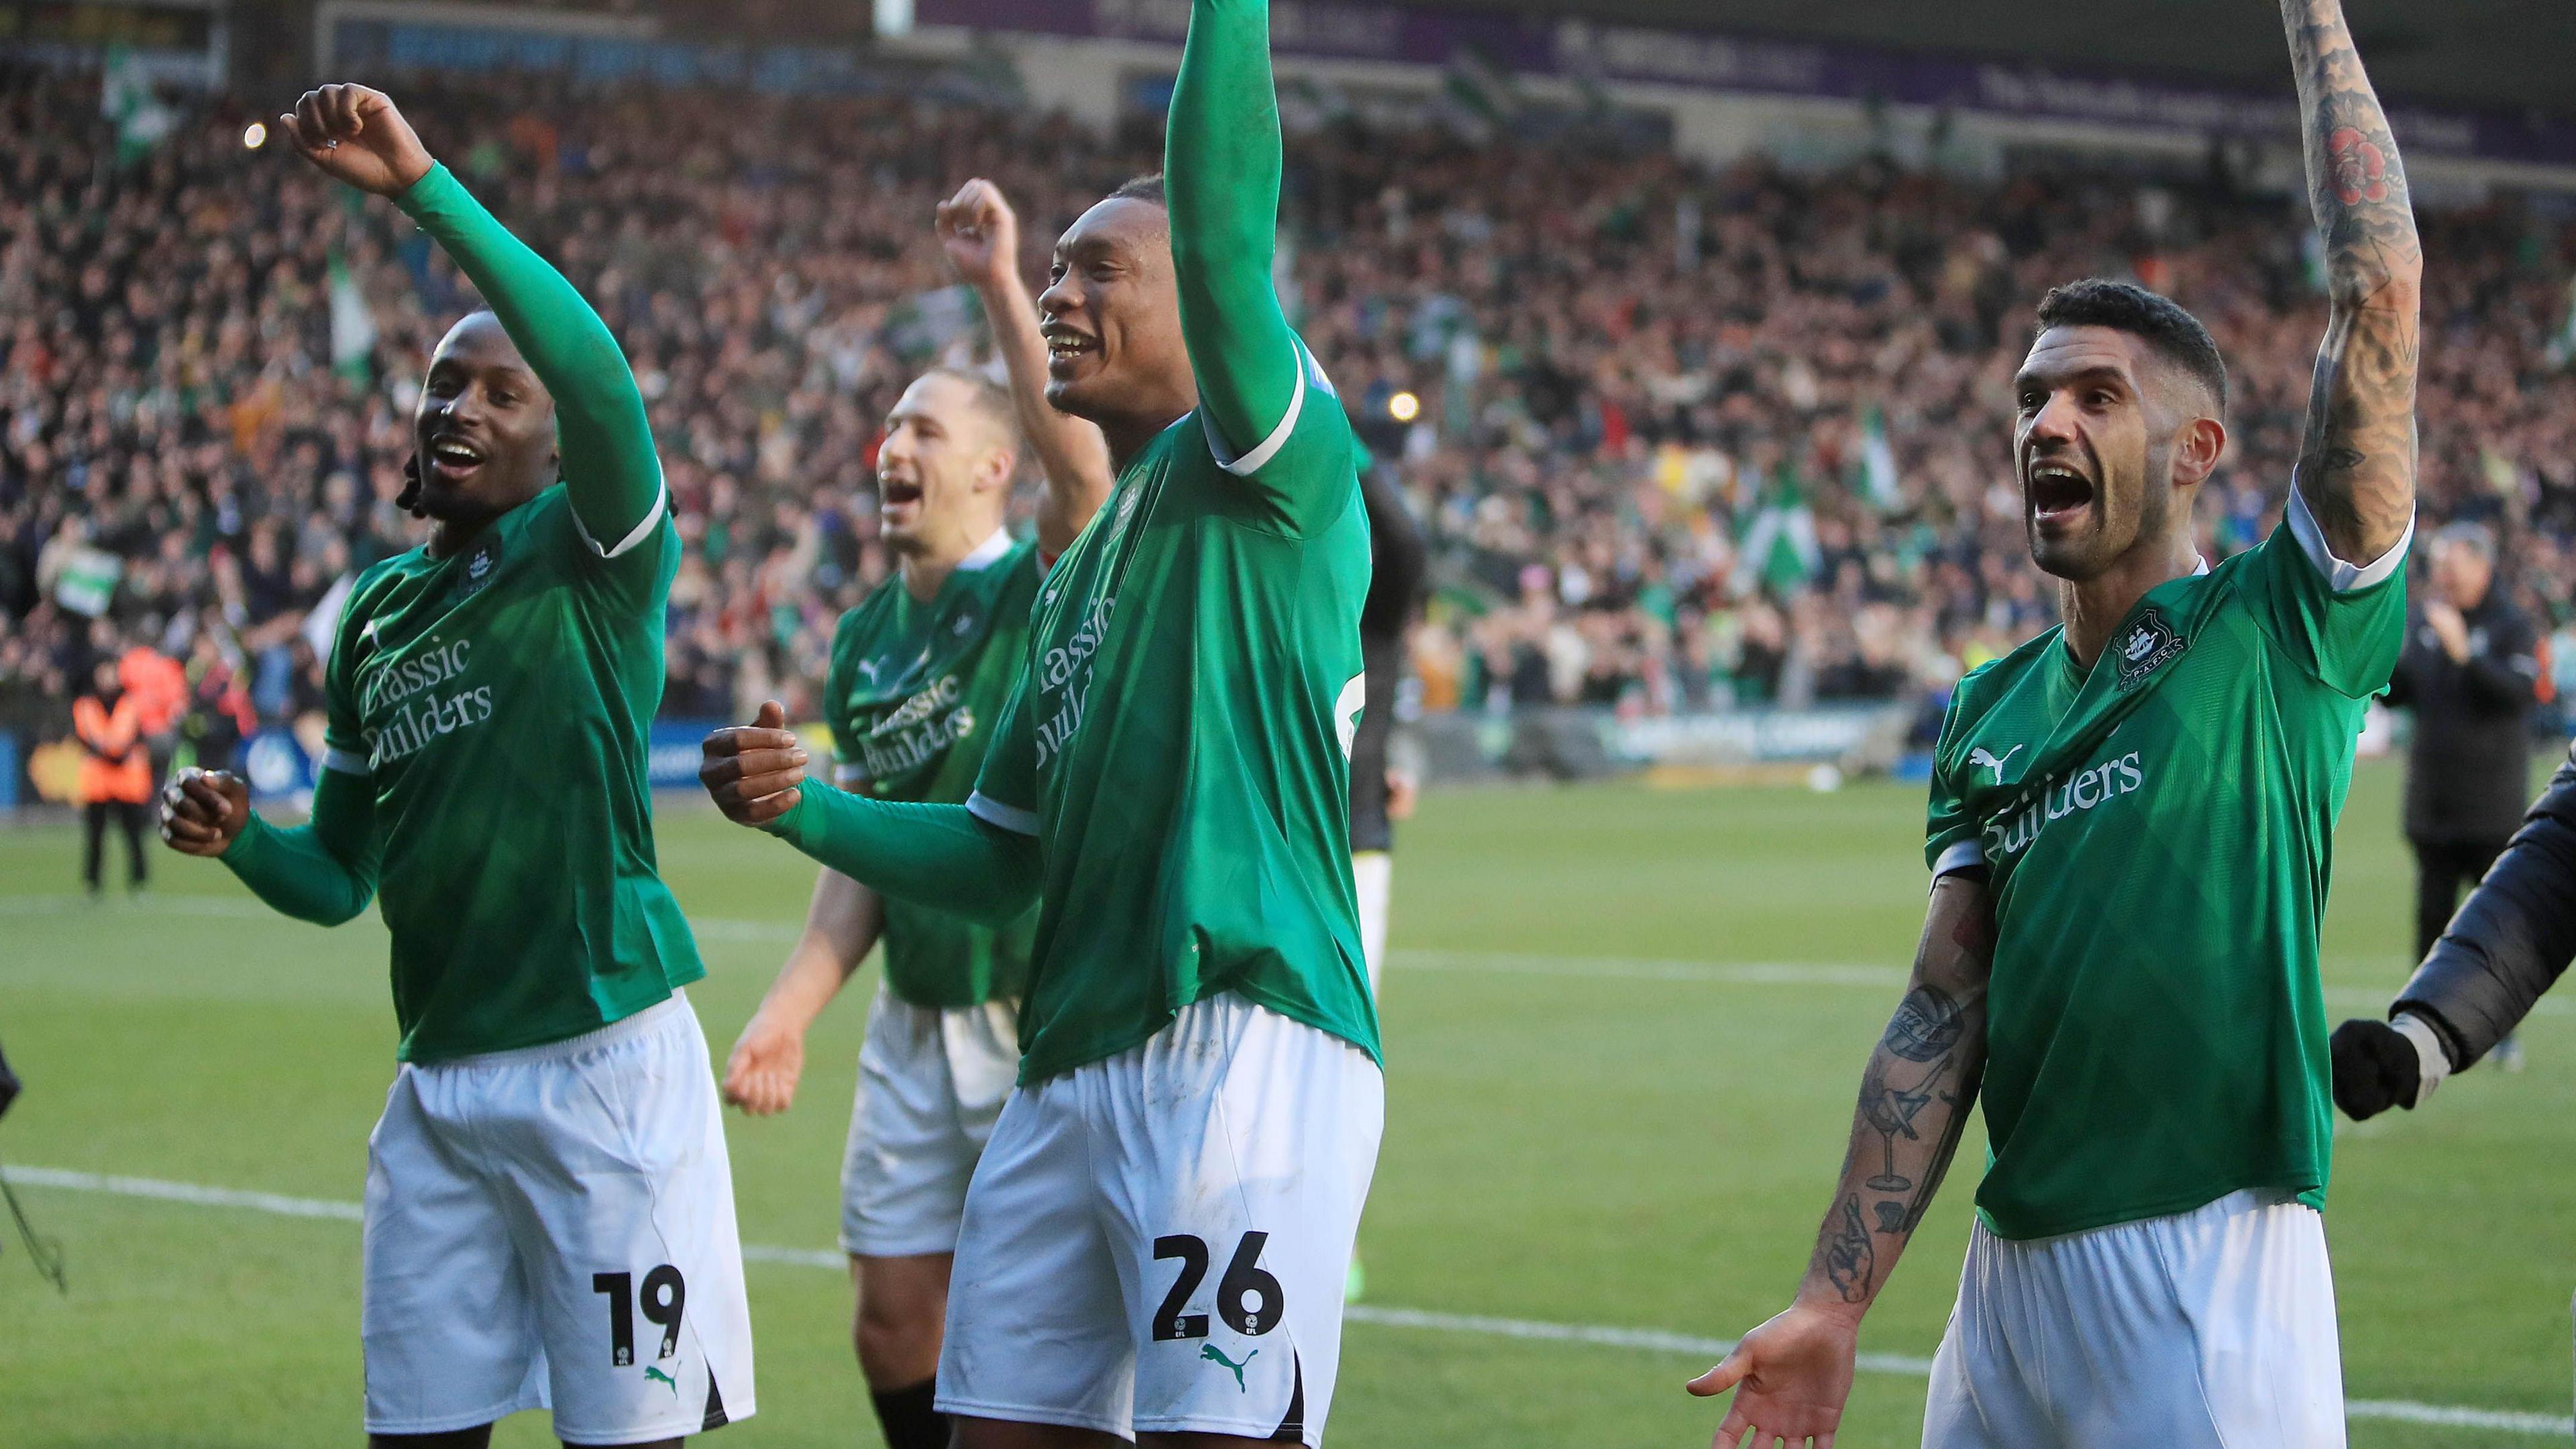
left=1824, top=1195, right=1876, bottom=1304
left=2282, top=0, right=2420, bottom=550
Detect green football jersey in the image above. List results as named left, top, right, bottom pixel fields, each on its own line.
left=824, top=530, right=1041, bottom=1008
left=323, top=486, right=701, bottom=1063
left=1925, top=497, right=2408, bottom=1240
left=967, top=341, right=1379, bottom=1083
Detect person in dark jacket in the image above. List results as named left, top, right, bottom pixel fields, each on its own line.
left=1348, top=459, right=1429, bottom=993
left=2382, top=521, right=2542, bottom=1063
left=2332, top=740, right=2576, bottom=1120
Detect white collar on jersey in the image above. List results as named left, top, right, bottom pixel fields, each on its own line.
left=955, top=528, right=1015, bottom=574
left=2193, top=555, right=2211, bottom=576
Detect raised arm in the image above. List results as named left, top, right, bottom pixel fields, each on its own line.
left=937, top=178, right=1114, bottom=559
left=1167, top=0, right=1304, bottom=465
left=2281, top=0, right=2421, bottom=565
left=282, top=85, right=662, bottom=555
left=1689, top=873, right=1993, bottom=1447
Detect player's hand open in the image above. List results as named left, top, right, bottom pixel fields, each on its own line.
left=935, top=178, right=1022, bottom=294
left=701, top=700, right=808, bottom=827
left=722, top=1009, right=806, bottom=1115
left=1688, top=1299, right=1858, bottom=1449
left=160, top=767, right=250, bottom=858
left=280, top=83, right=434, bottom=197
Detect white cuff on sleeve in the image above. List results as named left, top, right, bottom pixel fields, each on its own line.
left=2392, top=1010, right=2451, bottom=1105
left=965, top=790, right=1039, bottom=836
left=570, top=478, right=670, bottom=561
left=1931, top=839, right=1986, bottom=886
left=2286, top=484, right=2411, bottom=592
left=321, top=745, right=369, bottom=775
left=1203, top=341, right=1309, bottom=478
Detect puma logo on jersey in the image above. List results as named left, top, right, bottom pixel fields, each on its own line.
left=1968, top=745, right=2023, bottom=782
left=854, top=657, right=885, bottom=686
left=643, top=1366, right=678, bottom=1396
left=1200, top=1343, right=1256, bottom=1391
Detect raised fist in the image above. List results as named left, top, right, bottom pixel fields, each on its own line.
left=935, top=178, right=1024, bottom=294
left=280, top=84, right=434, bottom=198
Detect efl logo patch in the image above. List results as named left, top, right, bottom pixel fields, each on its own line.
left=2114, top=607, right=2184, bottom=691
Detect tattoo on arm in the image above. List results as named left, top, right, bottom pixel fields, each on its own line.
left=1797, top=877, right=1992, bottom=1312
left=2282, top=0, right=2421, bottom=561
left=1823, top=1195, right=1876, bottom=1305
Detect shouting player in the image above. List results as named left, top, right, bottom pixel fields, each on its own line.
left=1691, top=3, right=2418, bottom=1444
left=716, top=177, right=1110, bottom=1449
left=700, top=1, right=1379, bottom=1442
left=160, top=86, right=750, bottom=1447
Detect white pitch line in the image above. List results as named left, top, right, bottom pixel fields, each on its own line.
left=7, top=1166, right=2568, bottom=1438
left=10, top=894, right=2559, bottom=1016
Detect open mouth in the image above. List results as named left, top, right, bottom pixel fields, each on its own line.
left=1043, top=325, right=1098, bottom=376
left=880, top=476, right=923, bottom=511
left=2026, top=461, right=2095, bottom=527
left=426, top=435, right=486, bottom=480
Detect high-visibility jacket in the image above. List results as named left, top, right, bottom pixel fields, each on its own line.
left=119, top=647, right=188, bottom=735
left=73, top=693, right=152, bottom=805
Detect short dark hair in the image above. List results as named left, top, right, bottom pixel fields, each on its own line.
left=1106, top=172, right=1166, bottom=208
left=2033, top=279, right=2227, bottom=414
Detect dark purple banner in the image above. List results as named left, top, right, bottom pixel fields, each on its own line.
left=916, top=0, right=2576, bottom=168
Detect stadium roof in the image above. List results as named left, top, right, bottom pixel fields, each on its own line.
left=1399, top=0, right=2575, bottom=120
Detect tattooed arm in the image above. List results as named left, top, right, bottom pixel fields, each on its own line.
left=2283, top=0, right=2421, bottom=564
left=1686, top=873, right=1993, bottom=1448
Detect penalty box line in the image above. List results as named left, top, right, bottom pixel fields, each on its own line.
left=5, top=1165, right=2569, bottom=1438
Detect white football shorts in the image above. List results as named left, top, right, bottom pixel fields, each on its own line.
left=361, top=993, right=755, bottom=1445
left=1350, top=850, right=1392, bottom=995
left=1924, top=1187, right=2343, bottom=1449
left=934, top=993, right=1383, bottom=1444
left=841, top=983, right=1020, bottom=1258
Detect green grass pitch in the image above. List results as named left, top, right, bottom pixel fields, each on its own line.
left=3, top=759, right=2571, bottom=1447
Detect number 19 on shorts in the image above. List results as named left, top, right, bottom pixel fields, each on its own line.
left=594, top=1265, right=686, bottom=1366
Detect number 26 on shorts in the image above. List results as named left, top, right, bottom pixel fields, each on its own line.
left=1151, top=1232, right=1283, bottom=1340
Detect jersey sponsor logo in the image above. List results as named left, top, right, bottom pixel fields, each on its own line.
left=357, top=635, right=496, bottom=770
left=2114, top=608, right=2185, bottom=691
left=847, top=674, right=977, bottom=786
left=1967, top=744, right=2023, bottom=782
left=1034, top=594, right=1116, bottom=770
left=1979, top=751, right=2146, bottom=863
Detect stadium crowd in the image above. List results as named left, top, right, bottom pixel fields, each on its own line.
left=3, top=62, right=2575, bottom=790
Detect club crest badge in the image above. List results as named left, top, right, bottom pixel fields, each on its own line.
left=455, top=536, right=501, bottom=600
left=2114, top=607, right=2184, bottom=691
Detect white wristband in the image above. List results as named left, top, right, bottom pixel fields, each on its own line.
left=2393, top=1011, right=2452, bottom=1106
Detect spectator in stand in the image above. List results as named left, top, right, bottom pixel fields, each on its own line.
left=1, top=64, right=2573, bottom=749
left=72, top=655, right=149, bottom=893
left=2385, top=521, right=2546, bottom=1067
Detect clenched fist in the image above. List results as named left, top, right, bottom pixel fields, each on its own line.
left=935, top=178, right=1024, bottom=294
left=160, top=767, right=252, bottom=857
left=700, top=700, right=809, bottom=827
left=280, top=84, right=434, bottom=197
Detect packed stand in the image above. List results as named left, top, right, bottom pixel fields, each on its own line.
left=4, top=64, right=2575, bottom=800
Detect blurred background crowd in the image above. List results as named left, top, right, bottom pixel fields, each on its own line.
left=4, top=62, right=2575, bottom=792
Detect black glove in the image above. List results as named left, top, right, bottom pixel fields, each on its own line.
left=2330, top=1018, right=2419, bottom=1121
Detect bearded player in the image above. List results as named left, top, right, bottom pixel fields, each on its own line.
left=160, top=86, right=749, bottom=1446
left=1692, top=4, right=2418, bottom=1444
left=716, top=177, right=1109, bottom=1449
left=700, top=1, right=1379, bottom=1442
